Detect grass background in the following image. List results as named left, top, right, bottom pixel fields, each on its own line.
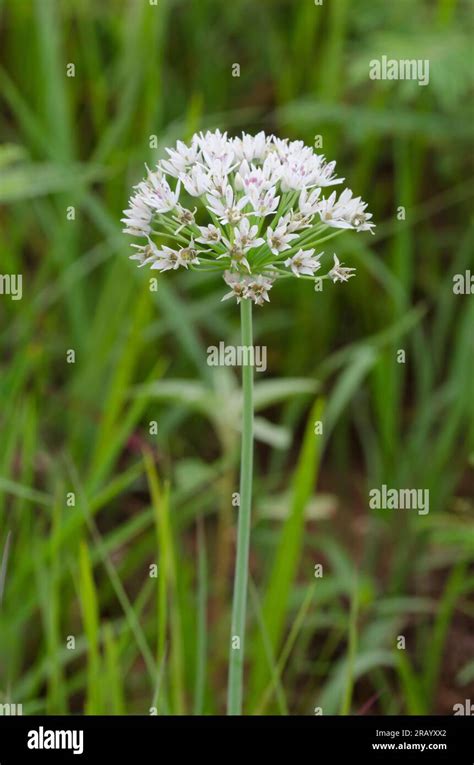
left=0, top=0, right=473, bottom=715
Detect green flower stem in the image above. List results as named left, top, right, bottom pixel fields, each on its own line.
left=273, top=190, right=291, bottom=220
left=227, top=297, right=254, bottom=715
left=252, top=222, right=330, bottom=270
left=152, top=229, right=189, bottom=247
left=273, top=269, right=331, bottom=281
left=259, top=228, right=345, bottom=268
left=154, top=217, right=189, bottom=245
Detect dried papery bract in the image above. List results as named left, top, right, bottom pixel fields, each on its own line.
left=122, top=130, right=374, bottom=714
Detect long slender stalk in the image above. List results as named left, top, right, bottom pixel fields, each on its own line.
left=227, top=297, right=254, bottom=715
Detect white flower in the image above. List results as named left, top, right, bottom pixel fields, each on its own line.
left=246, top=274, right=275, bottom=305
left=318, top=190, right=348, bottom=228
left=271, top=137, right=291, bottom=160
left=280, top=210, right=313, bottom=233
left=149, top=240, right=201, bottom=272
left=221, top=271, right=275, bottom=305
left=232, top=131, right=269, bottom=163
left=149, top=246, right=182, bottom=272
left=281, top=150, right=344, bottom=192
left=279, top=146, right=318, bottom=191
left=318, top=188, right=375, bottom=233
left=206, top=186, right=248, bottom=225
left=311, top=157, right=344, bottom=188
left=121, top=194, right=153, bottom=237
left=129, top=239, right=160, bottom=267
left=179, top=165, right=211, bottom=197
left=217, top=250, right=251, bottom=272
left=345, top=203, right=375, bottom=234
left=196, top=224, right=222, bottom=244
left=219, top=219, right=265, bottom=272
left=206, top=172, right=230, bottom=198
left=217, top=249, right=251, bottom=273
left=177, top=240, right=202, bottom=268
left=198, top=129, right=235, bottom=168
left=137, top=172, right=180, bottom=213
left=235, top=155, right=282, bottom=195
left=227, top=218, right=265, bottom=253
left=173, top=205, right=196, bottom=231
left=246, top=187, right=280, bottom=217
left=298, top=187, right=321, bottom=216
left=284, top=249, right=322, bottom=277
left=328, top=254, right=356, bottom=282
left=222, top=271, right=249, bottom=303
left=266, top=222, right=298, bottom=254
left=161, top=139, right=200, bottom=177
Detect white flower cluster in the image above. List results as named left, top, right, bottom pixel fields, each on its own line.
left=122, top=130, right=374, bottom=305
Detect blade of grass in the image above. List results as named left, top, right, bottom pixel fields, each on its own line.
left=249, top=398, right=324, bottom=705
left=144, top=449, right=186, bottom=715
left=193, top=517, right=208, bottom=715
left=78, top=540, right=101, bottom=714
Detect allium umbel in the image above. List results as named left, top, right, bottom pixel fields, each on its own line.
left=122, top=130, right=374, bottom=304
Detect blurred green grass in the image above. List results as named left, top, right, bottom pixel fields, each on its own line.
left=0, top=0, right=473, bottom=715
